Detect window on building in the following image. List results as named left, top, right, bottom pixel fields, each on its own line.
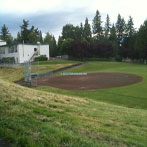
left=0, top=47, right=5, bottom=54
left=8, top=45, right=17, bottom=53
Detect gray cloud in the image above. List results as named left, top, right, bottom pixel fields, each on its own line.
left=0, top=8, right=95, bottom=40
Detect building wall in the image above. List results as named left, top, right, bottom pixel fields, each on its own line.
left=0, top=45, right=19, bottom=63
left=0, top=44, right=49, bottom=63
left=0, top=41, right=6, bottom=46
left=40, top=45, right=50, bottom=59
left=18, top=44, right=49, bottom=63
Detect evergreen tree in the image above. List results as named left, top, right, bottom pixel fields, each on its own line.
left=92, top=10, right=103, bottom=39
left=104, top=14, right=111, bottom=38
left=80, top=22, right=84, bottom=39
left=135, top=20, right=147, bottom=61
left=61, top=38, right=73, bottom=55
left=20, top=20, right=30, bottom=42
left=83, top=17, right=91, bottom=41
left=74, top=25, right=83, bottom=40
left=0, top=24, right=9, bottom=41
left=126, top=16, right=135, bottom=37
left=115, top=14, right=126, bottom=44
left=57, top=36, right=64, bottom=55
left=44, top=33, right=57, bottom=57
left=121, top=16, right=136, bottom=59
left=109, top=24, right=117, bottom=42
left=39, top=31, right=43, bottom=43
left=18, top=20, right=42, bottom=43
left=16, top=32, right=21, bottom=42
left=6, top=35, right=13, bottom=44
left=62, top=24, right=75, bottom=40
left=0, top=24, right=13, bottom=43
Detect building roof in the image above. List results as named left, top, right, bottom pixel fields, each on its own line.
left=0, top=40, right=6, bottom=42
left=0, top=42, right=49, bottom=47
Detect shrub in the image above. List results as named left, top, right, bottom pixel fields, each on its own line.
left=34, top=56, right=48, bottom=61
left=92, top=43, right=114, bottom=58
left=115, top=55, right=122, bottom=62
left=61, top=38, right=73, bottom=55
left=2, top=57, right=15, bottom=63
left=68, top=40, right=91, bottom=59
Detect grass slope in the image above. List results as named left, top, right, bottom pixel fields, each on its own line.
left=0, top=78, right=147, bottom=146
left=37, top=61, right=147, bottom=109
left=0, top=61, right=147, bottom=146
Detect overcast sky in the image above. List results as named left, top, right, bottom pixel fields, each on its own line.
left=0, top=0, right=147, bottom=40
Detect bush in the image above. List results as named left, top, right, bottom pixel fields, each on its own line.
left=61, top=38, right=73, bottom=55
left=2, top=57, right=15, bottom=63
left=34, top=56, right=48, bottom=61
left=68, top=40, right=91, bottom=59
left=68, top=40, right=114, bottom=60
left=115, top=55, right=122, bottom=62
left=92, top=43, right=114, bottom=58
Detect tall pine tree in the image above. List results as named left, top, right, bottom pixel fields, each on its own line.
left=0, top=24, right=13, bottom=43
left=109, top=24, right=117, bottom=42
left=44, top=33, right=57, bottom=57
left=127, top=16, right=135, bottom=37
left=92, top=10, right=103, bottom=39
left=104, top=14, right=111, bottom=38
left=115, top=14, right=126, bottom=44
left=0, top=24, right=9, bottom=41
left=83, top=17, right=91, bottom=41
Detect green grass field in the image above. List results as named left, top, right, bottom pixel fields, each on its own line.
left=37, top=61, right=147, bottom=110
left=0, top=61, right=147, bottom=146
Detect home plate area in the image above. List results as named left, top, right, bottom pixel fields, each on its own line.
left=37, top=72, right=143, bottom=90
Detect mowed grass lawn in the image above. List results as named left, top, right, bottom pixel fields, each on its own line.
left=0, top=61, right=147, bottom=146
left=37, top=61, right=147, bottom=110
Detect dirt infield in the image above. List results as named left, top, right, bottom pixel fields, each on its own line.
left=37, top=72, right=143, bottom=90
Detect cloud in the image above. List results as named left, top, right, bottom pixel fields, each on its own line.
left=0, top=8, right=94, bottom=39
left=0, top=0, right=147, bottom=40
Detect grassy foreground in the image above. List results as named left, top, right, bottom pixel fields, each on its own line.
left=0, top=61, right=147, bottom=146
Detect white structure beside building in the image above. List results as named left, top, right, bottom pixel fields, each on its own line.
left=0, top=40, right=49, bottom=63
left=0, top=40, right=6, bottom=46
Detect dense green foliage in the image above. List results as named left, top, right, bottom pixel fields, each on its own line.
left=44, top=33, right=57, bottom=57
left=16, top=20, right=43, bottom=43
left=1, top=57, right=15, bottom=63
left=60, top=38, right=73, bottom=55
left=0, top=24, right=13, bottom=43
left=58, top=11, right=147, bottom=62
left=34, top=56, right=48, bottom=61
left=68, top=41, right=113, bottom=59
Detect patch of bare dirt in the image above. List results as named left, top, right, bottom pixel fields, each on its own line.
left=37, top=72, right=143, bottom=90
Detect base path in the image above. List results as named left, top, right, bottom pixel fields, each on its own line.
left=37, top=72, right=143, bottom=90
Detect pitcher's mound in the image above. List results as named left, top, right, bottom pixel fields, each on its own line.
left=37, top=72, right=143, bottom=90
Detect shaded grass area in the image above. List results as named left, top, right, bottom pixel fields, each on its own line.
left=0, top=79, right=147, bottom=146
left=37, top=62, right=147, bottom=109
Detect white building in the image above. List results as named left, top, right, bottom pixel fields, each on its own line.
left=0, top=41, right=49, bottom=63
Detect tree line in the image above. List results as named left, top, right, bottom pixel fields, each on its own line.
left=0, top=10, right=147, bottom=62
left=58, top=10, right=147, bottom=62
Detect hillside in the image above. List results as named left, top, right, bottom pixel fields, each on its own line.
left=0, top=62, right=147, bottom=146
